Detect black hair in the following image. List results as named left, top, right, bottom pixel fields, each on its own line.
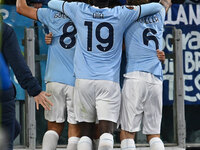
left=92, top=0, right=110, bottom=8
left=109, top=0, right=121, bottom=7
left=126, top=0, right=149, bottom=5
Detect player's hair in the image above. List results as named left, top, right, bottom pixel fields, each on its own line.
left=126, top=0, right=149, bottom=5
left=65, top=0, right=86, bottom=2
left=92, top=0, right=109, bottom=8
left=67, top=0, right=90, bottom=4
left=109, top=0, right=121, bottom=7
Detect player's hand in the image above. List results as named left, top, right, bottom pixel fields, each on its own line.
left=159, top=0, right=172, bottom=12
left=157, top=49, right=165, bottom=64
left=159, top=0, right=172, bottom=6
left=45, top=32, right=53, bottom=45
left=34, top=91, right=53, bottom=111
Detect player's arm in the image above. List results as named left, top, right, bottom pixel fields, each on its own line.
left=48, top=0, right=65, bottom=13
left=159, top=0, right=172, bottom=13
left=157, top=49, right=165, bottom=64
left=45, top=32, right=53, bottom=45
left=122, top=39, right=126, bottom=52
left=16, top=0, right=38, bottom=20
left=139, top=3, right=164, bottom=18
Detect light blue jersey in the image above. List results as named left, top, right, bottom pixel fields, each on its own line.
left=48, top=1, right=163, bottom=83
left=37, top=8, right=76, bottom=86
left=124, top=7, right=166, bottom=80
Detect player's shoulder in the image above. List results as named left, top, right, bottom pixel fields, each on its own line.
left=66, top=1, right=87, bottom=7
left=38, top=7, right=67, bottom=20
left=157, top=7, right=166, bottom=22
left=38, top=7, right=56, bottom=14
left=124, top=5, right=139, bottom=11
left=113, top=5, right=140, bottom=15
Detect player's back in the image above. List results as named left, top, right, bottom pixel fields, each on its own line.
left=62, top=2, right=140, bottom=83
left=124, top=7, right=166, bottom=80
left=37, top=8, right=76, bottom=86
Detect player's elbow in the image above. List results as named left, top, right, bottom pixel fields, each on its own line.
left=16, top=5, right=23, bottom=14
left=16, top=3, right=28, bottom=15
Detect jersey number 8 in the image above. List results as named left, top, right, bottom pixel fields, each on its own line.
left=59, top=22, right=77, bottom=49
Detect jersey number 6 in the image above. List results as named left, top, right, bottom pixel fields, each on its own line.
left=143, top=28, right=159, bottom=49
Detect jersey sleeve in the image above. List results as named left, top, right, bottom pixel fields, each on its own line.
left=48, top=0, right=64, bottom=12
left=37, top=8, right=50, bottom=26
left=48, top=0, right=77, bottom=23
left=159, top=6, right=166, bottom=23
left=62, top=2, right=78, bottom=23
left=140, top=3, right=164, bottom=18
left=121, top=5, right=141, bottom=27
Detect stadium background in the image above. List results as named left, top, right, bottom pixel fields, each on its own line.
left=0, top=0, right=200, bottom=149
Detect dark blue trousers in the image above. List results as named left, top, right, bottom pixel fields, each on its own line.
left=0, top=87, right=21, bottom=150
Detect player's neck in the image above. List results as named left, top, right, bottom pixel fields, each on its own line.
left=93, top=2, right=109, bottom=8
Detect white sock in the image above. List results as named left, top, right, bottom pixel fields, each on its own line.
left=98, top=133, right=113, bottom=150
left=67, top=137, right=80, bottom=150
left=42, top=130, right=59, bottom=150
left=77, top=136, right=92, bottom=150
left=93, top=139, right=99, bottom=150
left=121, top=139, right=136, bottom=150
left=149, top=137, right=165, bottom=150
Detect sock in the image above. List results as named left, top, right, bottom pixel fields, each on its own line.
left=121, top=139, right=136, bottom=150
left=42, top=130, right=59, bottom=150
left=93, top=139, right=99, bottom=150
left=67, top=137, right=80, bottom=150
left=77, top=136, right=92, bottom=150
left=98, top=133, right=113, bottom=150
left=149, top=137, right=165, bottom=150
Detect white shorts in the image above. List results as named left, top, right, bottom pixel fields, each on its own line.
left=120, top=71, right=163, bottom=135
left=45, top=82, right=77, bottom=124
left=74, top=79, right=121, bottom=123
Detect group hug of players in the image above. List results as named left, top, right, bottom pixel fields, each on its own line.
left=16, top=0, right=171, bottom=149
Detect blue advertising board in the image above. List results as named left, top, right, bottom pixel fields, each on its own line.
left=163, top=4, right=200, bottom=105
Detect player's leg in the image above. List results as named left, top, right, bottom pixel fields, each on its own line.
left=146, top=134, right=164, bottom=150
left=42, top=82, right=67, bottom=150
left=98, top=120, right=116, bottom=150
left=74, top=79, right=97, bottom=150
left=120, top=72, right=148, bottom=150
left=42, top=121, right=64, bottom=150
left=93, top=124, right=100, bottom=150
left=66, top=85, right=80, bottom=150
left=66, top=123, right=80, bottom=150
left=142, top=72, right=164, bottom=150
left=120, top=130, right=136, bottom=150
left=96, top=80, right=121, bottom=150
left=76, top=123, right=94, bottom=150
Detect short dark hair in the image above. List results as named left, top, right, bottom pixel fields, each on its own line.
left=126, top=0, right=149, bottom=5
left=92, top=0, right=109, bottom=8
left=109, top=0, right=121, bottom=7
